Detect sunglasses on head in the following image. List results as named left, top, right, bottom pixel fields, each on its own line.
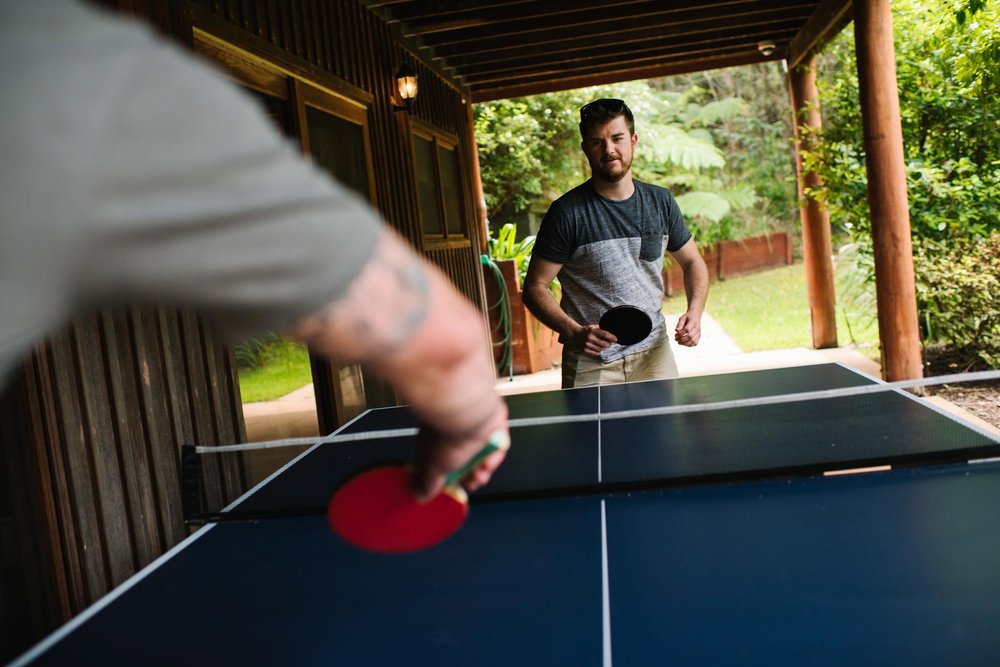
left=580, top=98, right=628, bottom=121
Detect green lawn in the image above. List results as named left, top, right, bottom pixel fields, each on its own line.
left=663, top=262, right=880, bottom=359
left=237, top=337, right=313, bottom=403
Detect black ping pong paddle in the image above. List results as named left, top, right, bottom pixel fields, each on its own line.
left=599, top=305, right=652, bottom=346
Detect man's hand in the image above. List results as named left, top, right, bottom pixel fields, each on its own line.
left=569, top=323, right=618, bottom=358
left=289, top=227, right=510, bottom=502
left=522, top=255, right=619, bottom=358
left=674, top=312, right=702, bottom=347
left=412, top=404, right=509, bottom=502
left=669, top=238, right=709, bottom=348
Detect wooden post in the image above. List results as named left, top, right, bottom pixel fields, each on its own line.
left=854, top=0, right=922, bottom=380
left=465, top=99, right=490, bottom=252
left=789, top=56, right=838, bottom=349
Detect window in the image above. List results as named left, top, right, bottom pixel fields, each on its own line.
left=413, top=134, right=443, bottom=237
left=305, top=106, right=370, bottom=195
left=294, top=82, right=377, bottom=207
left=438, top=144, right=464, bottom=236
left=410, top=122, right=468, bottom=244
left=291, top=82, right=395, bottom=418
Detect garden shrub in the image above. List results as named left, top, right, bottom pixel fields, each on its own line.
left=914, top=231, right=1000, bottom=368
left=233, top=332, right=282, bottom=369
left=486, top=223, right=536, bottom=284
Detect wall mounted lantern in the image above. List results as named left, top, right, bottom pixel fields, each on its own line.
left=394, top=63, right=418, bottom=112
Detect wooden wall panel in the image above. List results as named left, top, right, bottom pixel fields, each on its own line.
left=426, top=246, right=484, bottom=308
left=96, top=0, right=193, bottom=45
left=1, top=376, right=63, bottom=663
left=0, top=306, right=251, bottom=661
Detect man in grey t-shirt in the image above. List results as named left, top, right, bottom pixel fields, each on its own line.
left=0, top=0, right=508, bottom=499
left=523, top=98, right=709, bottom=388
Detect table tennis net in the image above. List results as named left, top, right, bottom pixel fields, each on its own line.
left=183, top=370, right=999, bottom=525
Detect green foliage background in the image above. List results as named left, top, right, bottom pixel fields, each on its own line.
left=810, top=0, right=1000, bottom=245
left=810, top=0, right=1000, bottom=366
left=916, top=232, right=1000, bottom=368
left=473, top=68, right=799, bottom=247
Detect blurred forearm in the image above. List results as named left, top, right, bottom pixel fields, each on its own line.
left=288, top=226, right=505, bottom=441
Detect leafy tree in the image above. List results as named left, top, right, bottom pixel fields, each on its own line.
left=810, top=0, right=1000, bottom=245
left=955, top=0, right=1000, bottom=98
left=643, top=64, right=799, bottom=245
left=915, top=232, right=1000, bottom=368
left=809, top=0, right=1000, bottom=360
left=473, top=78, right=781, bottom=245
left=473, top=96, right=577, bottom=221
left=630, top=86, right=750, bottom=244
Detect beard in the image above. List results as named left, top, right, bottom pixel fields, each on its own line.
left=589, top=152, right=632, bottom=183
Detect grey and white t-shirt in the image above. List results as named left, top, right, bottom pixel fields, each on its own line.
left=533, top=179, right=692, bottom=362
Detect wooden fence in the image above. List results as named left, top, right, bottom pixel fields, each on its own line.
left=663, top=232, right=794, bottom=296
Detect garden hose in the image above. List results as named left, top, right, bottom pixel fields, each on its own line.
left=480, top=254, right=514, bottom=381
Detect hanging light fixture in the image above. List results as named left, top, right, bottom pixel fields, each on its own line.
left=757, top=40, right=777, bottom=57
left=394, top=63, right=418, bottom=112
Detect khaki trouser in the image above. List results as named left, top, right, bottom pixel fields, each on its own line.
left=561, top=342, right=679, bottom=389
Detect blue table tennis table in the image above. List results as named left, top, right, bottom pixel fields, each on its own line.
left=12, top=363, right=1000, bottom=666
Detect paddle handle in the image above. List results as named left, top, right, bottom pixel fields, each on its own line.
left=443, top=430, right=511, bottom=488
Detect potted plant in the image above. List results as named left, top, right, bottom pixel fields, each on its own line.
left=483, top=224, right=562, bottom=375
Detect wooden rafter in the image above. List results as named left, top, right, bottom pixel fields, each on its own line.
left=361, top=0, right=853, bottom=102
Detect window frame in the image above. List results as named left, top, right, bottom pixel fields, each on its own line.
left=291, top=80, right=379, bottom=209
left=192, top=29, right=378, bottom=209
left=409, top=118, right=470, bottom=250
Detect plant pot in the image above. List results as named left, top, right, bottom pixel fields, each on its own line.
left=483, top=258, right=562, bottom=375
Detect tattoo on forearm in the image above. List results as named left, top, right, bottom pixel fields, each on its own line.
left=351, top=252, right=430, bottom=355
left=295, top=241, right=430, bottom=360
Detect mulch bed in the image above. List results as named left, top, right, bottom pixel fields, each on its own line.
left=922, top=344, right=1000, bottom=431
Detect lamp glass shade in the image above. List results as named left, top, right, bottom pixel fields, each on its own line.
left=396, top=67, right=418, bottom=102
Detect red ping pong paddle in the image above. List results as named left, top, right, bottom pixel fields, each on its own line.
left=327, top=431, right=510, bottom=553
left=599, top=305, right=653, bottom=346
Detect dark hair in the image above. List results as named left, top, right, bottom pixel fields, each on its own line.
left=579, top=98, right=635, bottom=139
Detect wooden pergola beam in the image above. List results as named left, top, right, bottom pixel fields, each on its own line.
left=472, top=51, right=773, bottom=102
left=443, top=17, right=804, bottom=69
left=854, top=0, right=922, bottom=380
left=465, top=99, right=489, bottom=253
left=789, top=55, right=838, bottom=349
left=424, top=0, right=810, bottom=50
left=788, top=0, right=853, bottom=68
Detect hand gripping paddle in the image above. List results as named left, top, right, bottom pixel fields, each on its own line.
left=599, top=305, right=653, bottom=346
left=327, top=431, right=511, bottom=554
